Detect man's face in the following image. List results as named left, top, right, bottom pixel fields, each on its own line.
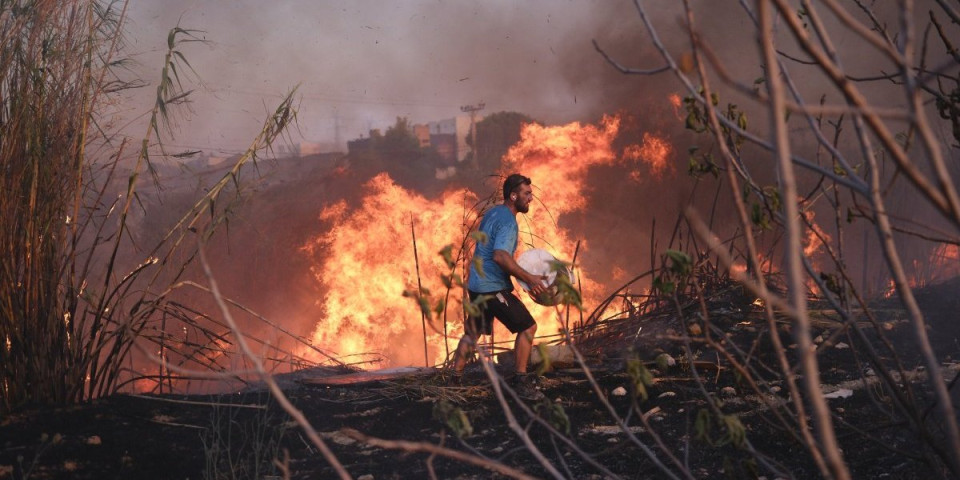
left=513, top=183, right=534, bottom=214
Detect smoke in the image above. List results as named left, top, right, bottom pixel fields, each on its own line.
left=122, top=2, right=960, bottom=377
left=122, top=2, right=697, bottom=153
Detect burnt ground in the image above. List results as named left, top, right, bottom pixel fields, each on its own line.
left=2, top=278, right=960, bottom=479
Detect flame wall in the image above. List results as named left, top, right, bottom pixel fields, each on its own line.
left=300, top=114, right=679, bottom=368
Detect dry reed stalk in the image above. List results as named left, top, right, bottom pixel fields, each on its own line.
left=1, top=0, right=305, bottom=414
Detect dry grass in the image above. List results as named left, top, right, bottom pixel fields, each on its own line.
left=0, top=0, right=305, bottom=415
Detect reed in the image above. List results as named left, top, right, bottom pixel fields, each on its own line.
left=0, top=0, right=129, bottom=413
left=0, top=0, right=302, bottom=414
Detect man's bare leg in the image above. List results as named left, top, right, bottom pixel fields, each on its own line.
left=513, top=323, right=538, bottom=374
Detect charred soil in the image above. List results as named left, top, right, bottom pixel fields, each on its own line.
left=2, top=279, right=959, bottom=479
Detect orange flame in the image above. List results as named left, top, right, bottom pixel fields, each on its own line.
left=301, top=174, right=478, bottom=367
left=302, top=114, right=665, bottom=368
left=802, top=210, right=831, bottom=258
left=623, top=132, right=674, bottom=180
left=883, top=242, right=960, bottom=298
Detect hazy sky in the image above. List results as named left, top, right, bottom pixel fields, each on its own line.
left=123, top=1, right=681, bottom=155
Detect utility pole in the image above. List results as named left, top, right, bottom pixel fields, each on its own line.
left=333, top=108, right=341, bottom=151
left=460, top=102, right=485, bottom=170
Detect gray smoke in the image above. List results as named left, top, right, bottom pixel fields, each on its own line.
left=123, top=1, right=702, bottom=153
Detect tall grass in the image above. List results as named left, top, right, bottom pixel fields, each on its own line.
left=0, top=0, right=128, bottom=413
left=0, top=0, right=302, bottom=414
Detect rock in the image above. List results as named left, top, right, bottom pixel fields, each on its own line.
left=824, top=388, right=853, bottom=399
left=720, top=386, right=737, bottom=397
left=86, top=436, right=101, bottom=446
left=814, top=335, right=824, bottom=344
left=611, top=386, right=628, bottom=396
left=688, top=323, right=703, bottom=335
left=529, top=344, right=576, bottom=367
left=656, top=353, right=677, bottom=368
left=834, top=342, right=850, bottom=349
left=322, top=431, right=357, bottom=446
left=584, top=425, right=645, bottom=435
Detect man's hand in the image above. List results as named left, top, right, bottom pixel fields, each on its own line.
left=524, top=273, right=550, bottom=297
left=493, top=249, right=550, bottom=295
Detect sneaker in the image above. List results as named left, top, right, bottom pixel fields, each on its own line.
left=510, top=373, right=545, bottom=401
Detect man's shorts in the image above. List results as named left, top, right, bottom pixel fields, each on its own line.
left=467, top=290, right=535, bottom=336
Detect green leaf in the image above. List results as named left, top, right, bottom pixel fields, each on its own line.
left=719, top=414, right=746, bottom=447
left=433, top=400, right=473, bottom=438
left=655, top=353, right=675, bottom=370
left=626, top=355, right=653, bottom=401
left=472, top=257, right=486, bottom=278
left=695, top=409, right=712, bottom=444
left=469, top=230, right=489, bottom=245
left=536, top=344, right=552, bottom=376
left=534, top=398, right=571, bottom=435
left=652, top=277, right=675, bottom=295
left=438, top=244, right=455, bottom=268
left=665, top=249, right=693, bottom=275
left=833, top=161, right=847, bottom=176
left=417, top=297, right=431, bottom=318
left=464, top=294, right=492, bottom=318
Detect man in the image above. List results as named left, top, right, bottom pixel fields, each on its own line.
left=453, top=173, right=548, bottom=400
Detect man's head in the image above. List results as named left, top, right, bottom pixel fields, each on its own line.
left=503, top=174, right=533, bottom=214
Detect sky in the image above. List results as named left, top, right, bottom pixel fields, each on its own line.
left=122, top=1, right=683, bottom=156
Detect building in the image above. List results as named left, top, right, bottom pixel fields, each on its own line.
left=345, top=115, right=482, bottom=179
left=412, top=124, right=431, bottom=148
left=427, top=115, right=477, bottom=164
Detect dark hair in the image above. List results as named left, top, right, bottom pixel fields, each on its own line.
left=502, top=174, right=531, bottom=201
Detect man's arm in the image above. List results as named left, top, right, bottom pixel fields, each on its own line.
left=493, top=249, right=548, bottom=296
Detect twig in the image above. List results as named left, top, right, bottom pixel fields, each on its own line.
left=341, top=428, right=539, bottom=480
left=126, top=393, right=268, bottom=410
left=411, top=216, right=429, bottom=367
left=198, top=245, right=352, bottom=480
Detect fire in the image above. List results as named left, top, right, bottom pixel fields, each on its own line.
left=925, top=243, right=960, bottom=281
left=669, top=93, right=683, bottom=120
left=882, top=242, right=960, bottom=298
left=802, top=210, right=831, bottom=258
left=302, top=114, right=667, bottom=369
left=502, top=115, right=623, bottom=211
left=623, top=132, right=674, bottom=180
left=611, top=265, right=627, bottom=282
left=301, top=174, right=479, bottom=367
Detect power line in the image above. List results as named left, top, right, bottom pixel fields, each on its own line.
left=212, top=86, right=461, bottom=110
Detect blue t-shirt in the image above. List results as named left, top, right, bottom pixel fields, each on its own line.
left=468, top=204, right=518, bottom=293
